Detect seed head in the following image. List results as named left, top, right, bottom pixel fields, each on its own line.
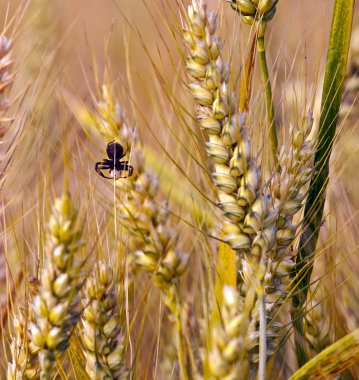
left=7, top=307, right=40, bottom=380
left=228, top=0, right=278, bottom=22
left=81, top=261, right=127, bottom=379
left=30, top=193, right=84, bottom=380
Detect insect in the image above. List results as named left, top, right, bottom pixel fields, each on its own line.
left=95, top=141, right=134, bottom=180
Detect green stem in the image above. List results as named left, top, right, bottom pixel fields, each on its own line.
left=257, top=34, right=278, bottom=165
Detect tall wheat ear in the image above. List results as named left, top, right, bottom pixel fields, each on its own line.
left=29, top=193, right=84, bottom=380
left=79, top=83, right=192, bottom=379
left=183, top=1, right=271, bottom=375
left=81, top=260, right=128, bottom=379
left=182, top=0, right=316, bottom=375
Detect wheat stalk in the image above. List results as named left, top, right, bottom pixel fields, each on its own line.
left=228, top=0, right=280, bottom=160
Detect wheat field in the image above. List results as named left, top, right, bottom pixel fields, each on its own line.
left=0, top=0, right=359, bottom=379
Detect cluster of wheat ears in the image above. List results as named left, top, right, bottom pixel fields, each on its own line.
left=0, top=0, right=358, bottom=379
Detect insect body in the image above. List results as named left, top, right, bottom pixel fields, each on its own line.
left=95, top=141, right=134, bottom=179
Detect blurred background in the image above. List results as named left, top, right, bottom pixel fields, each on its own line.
left=0, top=0, right=340, bottom=113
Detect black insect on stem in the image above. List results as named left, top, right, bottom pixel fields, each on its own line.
left=95, top=141, right=134, bottom=180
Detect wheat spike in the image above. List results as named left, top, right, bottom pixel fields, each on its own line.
left=7, top=307, right=40, bottom=380
left=183, top=0, right=278, bottom=370
left=81, top=261, right=127, bottom=380
left=227, top=0, right=279, bottom=31
left=184, top=0, right=276, bottom=259
left=30, top=194, right=84, bottom=380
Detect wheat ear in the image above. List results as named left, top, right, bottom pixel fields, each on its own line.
left=184, top=0, right=276, bottom=256
left=227, top=0, right=279, bottom=29
left=183, top=2, right=280, bottom=375
left=82, top=86, right=191, bottom=378
left=30, top=194, right=84, bottom=380
left=304, top=301, right=331, bottom=354
left=7, top=305, right=40, bottom=380
left=81, top=261, right=127, bottom=379
left=252, top=112, right=316, bottom=360
left=120, top=141, right=190, bottom=379
left=209, top=285, right=250, bottom=379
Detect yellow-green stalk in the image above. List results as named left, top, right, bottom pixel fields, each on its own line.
left=29, top=194, right=84, bottom=380
left=81, top=261, right=127, bottom=379
left=289, top=327, right=359, bottom=380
